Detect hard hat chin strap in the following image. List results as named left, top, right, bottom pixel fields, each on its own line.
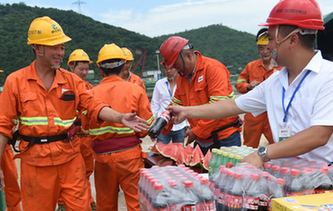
left=271, top=26, right=302, bottom=60
left=178, top=51, right=186, bottom=77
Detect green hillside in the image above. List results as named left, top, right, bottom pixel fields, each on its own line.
left=0, top=2, right=259, bottom=86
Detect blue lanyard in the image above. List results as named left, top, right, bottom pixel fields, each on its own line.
left=166, top=81, right=172, bottom=97
left=282, top=70, right=311, bottom=123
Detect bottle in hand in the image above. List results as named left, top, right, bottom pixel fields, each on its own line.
left=148, top=111, right=172, bottom=139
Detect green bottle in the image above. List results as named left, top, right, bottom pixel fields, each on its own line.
left=221, top=152, right=229, bottom=166
left=208, top=148, right=218, bottom=177
left=234, top=155, right=242, bottom=165
left=227, top=153, right=235, bottom=166
left=214, top=150, right=223, bottom=174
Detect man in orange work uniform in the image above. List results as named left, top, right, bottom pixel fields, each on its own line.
left=81, top=43, right=154, bottom=211
left=235, top=28, right=282, bottom=148
left=57, top=49, right=96, bottom=211
left=119, top=47, right=146, bottom=90
left=0, top=16, right=149, bottom=211
left=159, top=36, right=242, bottom=155
left=0, top=91, right=21, bottom=211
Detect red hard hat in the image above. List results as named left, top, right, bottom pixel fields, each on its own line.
left=259, top=0, right=324, bottom=30
left=160, top=36, right=189, bottom=69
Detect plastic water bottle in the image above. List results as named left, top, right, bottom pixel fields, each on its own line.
left=167, top=180, right=183, bottom=211
left=315, top=167, right=333, bottom=194
left=148, top=111, right=172, bottom=139
left=258, top=172, right=270, bottom=211
left=152, top=183, right=169, bottom=211
left=300, top=167, right=315, bottom=195
left=243, top=174, right=260, bottom=211
left=209, top=148, right=218, bottom=177
left=214, top=150, right=223, bottom=174
left=217, top=170, right=234, bottom=211
left=268, top=179, right=285, bottom=211
left=222, top=152, right=229, bottom=166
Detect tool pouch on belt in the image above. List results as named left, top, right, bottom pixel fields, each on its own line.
left=210, top=117, right=243, bottom=149
left=8, top=124, right=76, bottom=153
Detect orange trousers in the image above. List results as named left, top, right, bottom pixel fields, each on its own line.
left=94, top=145, right=145, bottom=211
left=21, top=154, right=91, bottom=211
left=58, top=135, right=95, bottom=205
left=243, top=112, right=274, bottom=148
left=2, top=145, right=21, bottom=211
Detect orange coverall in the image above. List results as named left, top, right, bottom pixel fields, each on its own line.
left=0, top=61, right=108, bottom=211
left=128, top=72, right=146, bottom=90
left=82, top=76, right=154, bottom=211
left=0, top=93, right=21, bottom=211
left=235, top=58, right=282, bottom=147
left=58, top=81, right=95, bottom=206
left=165, top=51, right=242, bottom=143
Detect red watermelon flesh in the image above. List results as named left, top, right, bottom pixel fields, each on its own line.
left=176, top=148, right=192, bottom=166
left=169, top=143, right=184, bottom=161
left=202, top=149, right=212, bottom=170
left=189, top=145, right=204, bottom=167
left=156, top=142, right=174, bottom=158
left=149, top=143, right=160, bottom=154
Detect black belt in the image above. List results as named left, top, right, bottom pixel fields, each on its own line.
left=74, top=121, right=82, bottom=126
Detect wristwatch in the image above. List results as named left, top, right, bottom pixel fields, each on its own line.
left=257, top=146, right=270, bottom=162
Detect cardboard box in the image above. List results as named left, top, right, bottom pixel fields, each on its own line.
left=272, top=193, right=333, bottom=211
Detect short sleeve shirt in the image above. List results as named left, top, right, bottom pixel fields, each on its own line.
left=235, top=51, right=333, bottom=163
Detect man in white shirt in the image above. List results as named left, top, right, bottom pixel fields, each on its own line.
left=167, top=0, right=333, bottom=167
left=150, top=63, right=187, bottom=144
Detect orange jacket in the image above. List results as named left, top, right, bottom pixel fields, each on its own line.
left=82, top=76, right=154, bottom=146
left=167, top=51, right=241, bottom=142
left=128, top=72, right=146, bottom=90
left=0, top=61, right=108, bottom=166
left=235, top=58, right=282, bottom=94
left=75, top=81, right=94, bottom=135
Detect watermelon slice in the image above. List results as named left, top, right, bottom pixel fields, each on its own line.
left=202, top=149, right=212, bottom=171
left=176, top=148, right=191, bottom=166
left=149, top=143, right=160, bottom=154
left=189, top=145, right=204, bottom=167
left=169, top=143, right=184, bottom=161
left=155, top=142, right=174, bottom=158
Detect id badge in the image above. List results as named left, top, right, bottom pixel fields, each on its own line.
left=279, top=124, right=292, bottom=142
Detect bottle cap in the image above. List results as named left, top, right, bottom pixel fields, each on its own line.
left=235, top=173, right=242, bottom=179
left=200, top=178, right=209, bottom=184
left=226, top=163, right=234, bottom=168
left=272, top=165, right=280, bottom=171
left=212, top=148, right=218, bottom=153
left=217, top=150, right=223, bottom=155
left=222, top=152, right=229, bottom=156
left=250, top=174, right=259, bottom=180
left=228, top=154, right=235, bottom=158
left=291, top=169, right=300, bottom=176
left=281, top=167, right=290, bottom=174
left=184, top=180, right=193, bottom=188
left=154, top=183, right=163, bottom=191
left=260, top=171, right=269, bottom=177
left=277, top=178, right=285, bottom=185
left=320, top=167, right=329, bottom=174
left=264, top=163, right=272, bottom=169
left=168, top=180, right=177, bottom=187
left=235, top=155, right=242, bottom=160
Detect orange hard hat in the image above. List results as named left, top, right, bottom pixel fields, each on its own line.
left=259, top=0, right=324, bottom=30
left=160, top=36, right=189, bottom=69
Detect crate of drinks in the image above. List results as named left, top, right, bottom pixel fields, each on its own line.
left=139, top=165, right=215, bottom=211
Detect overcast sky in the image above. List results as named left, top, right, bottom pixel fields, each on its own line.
left=2, top=0, right=333, bottom=37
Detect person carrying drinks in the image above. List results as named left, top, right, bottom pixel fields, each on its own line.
left=167, top=0, right=333, bottom=167
left=81, top=43, right=154, bottom=211
left=158, top=36, right=242, bottom=155
left=56, top=49, right=96, bottom=211
left=235, top=28, right=282, bottom=148
left=0, top=16, right=149, bottom=211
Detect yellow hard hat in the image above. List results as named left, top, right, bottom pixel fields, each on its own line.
left=256, top=33, right=269, bottom=45
left=121, top=47, right=134, bottom=61
left=0, top=70, right=4, bottom=73
left=27, top=16, right=71, bottom=46
left=68, top=49, right=93, bottom=66
left=97, top=44, right=126, bottom=67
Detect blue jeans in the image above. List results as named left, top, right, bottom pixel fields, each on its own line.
left=157, top=127, right=186, bottom=145
left=194, top=131, right=241, bottom=155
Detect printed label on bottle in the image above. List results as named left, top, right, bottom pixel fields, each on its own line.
left=286, top=192, right=303, bottom=197
left=200, top=201, right=215, bottom=211
left=181, top=204, right=200, bottom=211
left=243, top=196, right=259, bottom=210
left=218, top=192, right=226, bottom=205
left=258, top=194, right=268, bottom=206
left=225, top=194, right=242, bottom=208
left=303, top=189, right=315, bottom=195
left=153, top=208, right=169, bottom=211
left=209, top=181, right=215, bottom=191
left=161, top=111, right=171, bottom=123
